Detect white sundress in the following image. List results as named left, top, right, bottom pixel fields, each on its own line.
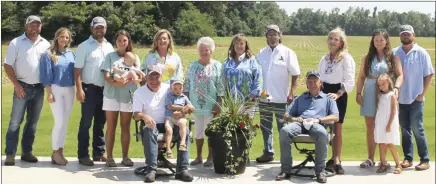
left=374, top=91, right=400, bottom=145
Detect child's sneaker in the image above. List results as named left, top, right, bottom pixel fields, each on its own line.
left=166, top=150, right=173, bottom=158
left=179, top=144, right=187, bottom=151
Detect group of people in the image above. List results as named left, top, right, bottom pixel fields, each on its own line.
left=3, top=15, right=433, bottom=183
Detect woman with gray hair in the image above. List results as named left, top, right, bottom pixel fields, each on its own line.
left=184, top=37, right=224, bottom=166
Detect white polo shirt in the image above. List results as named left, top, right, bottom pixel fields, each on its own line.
left=74, top=36, right=114, bottom=87
left=4, top=33, right=50, bottom=84
left=132, top=83, right=170, bottom=124
left=257, top=44, right=301, bottom=103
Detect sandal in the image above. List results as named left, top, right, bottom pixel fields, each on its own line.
left=121, top=157, right=134, bottom=166
left=179, top=144, right=187, bottom=151
left=105, top=158, right=117, bottom=167
left=204, top=159, right=213, bottom=167
left=190, top=158, right=203, bottom=165
left=393, top=165, right=402, bottom=174
left=360, top=159, right=375, bottom=168
left=166, top=150, right=173, bottom=158
left=376, top=162, right=390, bottom=173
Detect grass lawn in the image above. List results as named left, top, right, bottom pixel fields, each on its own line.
left=1, top=35, right=435, bottom=161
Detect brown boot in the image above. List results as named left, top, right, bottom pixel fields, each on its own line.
left=59, top=148, right=68, bottom=164
left=4, top=155, right=15, bottom=166
left=93, top=155, right=107, bottom=162
left=79, top=157, right=94, bottom=166
left=400, top=160, right=413, bottom=168
left=51, top=150, right=67, bottom=166
left=255, top=153, right=274, bottom=163
left=415, top=162, right=430, bottom=171
left=21, top=152, right=38, bottom=163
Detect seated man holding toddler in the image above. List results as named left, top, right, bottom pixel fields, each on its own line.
left=133, top=65, right=193, bottom=183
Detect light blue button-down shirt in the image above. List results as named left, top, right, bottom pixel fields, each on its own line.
left=287, top=92, right=339, bottom=119
left=393, top=44, right=434, bottom=104
left=74, top=35, right=114, bottom=87
left=39, top=50, right=75, bottom=87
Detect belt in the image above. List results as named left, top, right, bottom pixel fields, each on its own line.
left=18, top=81, right=42, bottom=88
left=367, top=75, right=378, bottom=79
left=322, top=82, right=341, bottom=86
left=82, top=83, right=103, bottom=89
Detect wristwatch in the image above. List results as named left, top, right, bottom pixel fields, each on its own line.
left=337, top=89, right=345, bottom=96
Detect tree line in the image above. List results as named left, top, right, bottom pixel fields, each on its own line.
left=1, top=1, right=434, bottom=46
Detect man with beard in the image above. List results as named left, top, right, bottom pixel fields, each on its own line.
left=393, top=25, right=434, bottom=171
left=256, top=24, right=301, bottom=163
left=4, top=15, right=50, bottom=166
left=74, top=16, right=114, bottom=166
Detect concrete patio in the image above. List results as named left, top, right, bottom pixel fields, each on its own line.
left=1, top=157, right=434, bottom=184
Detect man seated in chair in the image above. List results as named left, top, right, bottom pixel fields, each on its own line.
left=133, top=65, right=193, bottom=183
left=276, top=71, right=339, bottom=183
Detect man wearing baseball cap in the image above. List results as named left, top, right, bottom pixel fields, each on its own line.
left=74, top=16, right=114, bottom=166
left=393, top=24, right=434, bottom=171
left=255, top=24, right=301, bottom=163
left=277, top=71, right=339, bottom=183
left=133, top=65, right=193, bottom=182
left=3, top=15, right=50, bottom=165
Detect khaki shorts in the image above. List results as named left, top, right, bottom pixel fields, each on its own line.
left=165, top=116, right=187, bottom=128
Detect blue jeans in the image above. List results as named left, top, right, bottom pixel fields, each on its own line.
left=259, top=102, right=287, bottom=154
left=77, top=83, right=106, bottom=158
left=279, top=122, right=328, bottom=174
left=5, top=82, right=44, bottom=156
left=143, top=123, right=189, bottom=172
left=399, top=100, right=430, bottom=163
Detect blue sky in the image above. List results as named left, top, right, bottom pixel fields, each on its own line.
left=277, top=1, right=435, bottom=17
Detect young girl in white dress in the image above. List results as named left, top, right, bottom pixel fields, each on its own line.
left=374, top=73, right=402, bottom=174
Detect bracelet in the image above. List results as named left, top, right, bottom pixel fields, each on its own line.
left=356, top=93, right=362, bottom=96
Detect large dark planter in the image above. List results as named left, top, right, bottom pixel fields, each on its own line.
left=207, top=131, right=248, bottom=175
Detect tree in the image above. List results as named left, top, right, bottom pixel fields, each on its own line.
left=1, top=2, right=20, bottom=41
left=174, top=3, right=216, bottom=45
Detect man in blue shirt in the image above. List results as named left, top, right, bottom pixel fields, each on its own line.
left=276, top=71, right=339, bottom=183
left=74, top=16, right=114, bottom=166
left=393, top=25, right=434, bottom=171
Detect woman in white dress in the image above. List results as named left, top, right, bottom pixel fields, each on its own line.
left=374, top=73, right=401, bottom=174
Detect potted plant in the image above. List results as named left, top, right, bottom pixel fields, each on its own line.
left=205, top=89, right=259, bottom=175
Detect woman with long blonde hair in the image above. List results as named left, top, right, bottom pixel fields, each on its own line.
left=142, top=29, right=183, bottom=84
left=39, top=27, right=75, bottom=165
left=318, top=27, right=356, bottom=174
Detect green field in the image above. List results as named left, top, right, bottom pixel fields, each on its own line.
left=1, top=35, right=435, bottom=162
